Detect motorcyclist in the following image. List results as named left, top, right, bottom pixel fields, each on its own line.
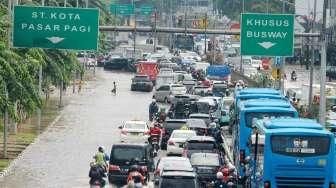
left=149, top=123, right=162, bottom=139
left=127, top=165, right=145, bottom=186
left=89, top=162, right=106, bottom=187
left=149, top=99, right=159, bottom=121
left=94, top=146, right=108, bottom=171
left=213, top=172, right=225, bottom=188
left=158, top=108, right=167, bottom=122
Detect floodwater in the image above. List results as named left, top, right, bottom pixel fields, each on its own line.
left=0, top=68, right=153, bottom=188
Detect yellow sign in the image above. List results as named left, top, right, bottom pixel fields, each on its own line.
left=272, top=68, right=281, bottom=80
left=198, top=18, right=208, bottom=29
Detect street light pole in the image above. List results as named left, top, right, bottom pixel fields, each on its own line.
left=319, top=0, right=328, bottom=125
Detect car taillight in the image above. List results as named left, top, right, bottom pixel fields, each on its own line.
left=121, top=130, right=128, bottom=135
left=154, top=169, right=160, bottom=175
left=330, top=182, right=335, bottom=188
left=239, top=150, right=245, bottom=163
left=182, top=149, right=187, bottom=157
left=109, top=165, right=120, bottom=171
left=264, top=181, right=271, bottom=188
left=168, top=140, right=175, bottom=145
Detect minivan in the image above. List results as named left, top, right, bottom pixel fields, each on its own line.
left=108, top=143, right=154, bottom=184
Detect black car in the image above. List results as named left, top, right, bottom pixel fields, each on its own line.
left=161, top=119, right=187, bottom=150
left=190, top=153, right=223, bottom=185
left=157, top=171, right=200, bottom=188
left=327, top=66, right=336, bottom=80
left=183, top=136, right=218, bottom=158
left=108, top=143, right=154, bottom=184
left=131, top=75, right=153, bottom=92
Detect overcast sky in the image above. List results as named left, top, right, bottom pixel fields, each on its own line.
left=295, top=0, right=324, bottom=19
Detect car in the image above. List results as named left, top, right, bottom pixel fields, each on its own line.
left=119, top=120, right=150, bottom=143
left=131, top=75, right=154, bottom=92
left=167, top=130, right=197, bottom=155
left=327, top=66, right=336, bottom=80
left=154, top=84, right=187, bottom=103
left=154, top=157, right=193, bottom=184
left=192, top=86, right=212, bottom=96
left=159, top=68, right=174, bottom=75
left=190, top=153, right=223, bottom=185
left=161, top=119, right=187, bottom=149
left=157, top=170, right=200, bottom=188
left=186, top=119, right=208, bottom=135
left=183, top=136, right=218, bottom=158
left=189, top=113, right=212, bottom=126
left=170, top=94, right=200, bottom=105
left=108, top=143, right=154, bottom=183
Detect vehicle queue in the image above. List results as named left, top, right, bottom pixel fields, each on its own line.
left=89, top=50, right=336, bottom=188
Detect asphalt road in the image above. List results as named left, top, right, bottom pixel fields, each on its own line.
left=0, top=68, right=154, bottom=188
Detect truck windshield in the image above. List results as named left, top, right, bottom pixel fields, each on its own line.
left=245, top=112, right=294, bottom=128
left=271, top=135, right=330, bottom=157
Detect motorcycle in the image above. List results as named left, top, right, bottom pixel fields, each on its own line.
left=291, top=74, right=297, bottom=81
left=126, top=159, right=149, bottom=186
left=150, top=134, right=160, bottom=157
left=90, top=179, right=105, bottom=188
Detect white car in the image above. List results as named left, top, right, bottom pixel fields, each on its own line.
left=119, top=120, right=149, bottom=143
left=167, top=130, right=197, bottom=155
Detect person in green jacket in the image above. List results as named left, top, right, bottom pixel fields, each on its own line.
left=94, top=147, right=107, bottom=171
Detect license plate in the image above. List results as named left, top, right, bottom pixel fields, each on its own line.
left=130, top=132, right=140, bottom=136
left=179, top=143, right=184, bottom=147
left=152, top=141, right=158, bottom=144
left=121, top=168, right=128, bottom=173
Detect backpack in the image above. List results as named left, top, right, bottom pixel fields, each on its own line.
left=90, top=166, right=101, bottom=179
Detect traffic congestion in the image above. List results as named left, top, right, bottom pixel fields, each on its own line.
left=87, top=43, right=336, bottom=188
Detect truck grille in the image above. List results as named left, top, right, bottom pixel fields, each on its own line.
left=276, top=177, right=325, bottom=188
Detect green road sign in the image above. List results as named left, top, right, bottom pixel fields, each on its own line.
left=140, top=5, right=153, bottom=15
left=13, top=6, right=99, bottom=50
left=110, top=4, right=134, bottom=15
left=241, top=13, right=294, bottom=56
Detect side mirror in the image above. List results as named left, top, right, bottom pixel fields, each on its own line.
left=118, top=126, right=122, bottom=129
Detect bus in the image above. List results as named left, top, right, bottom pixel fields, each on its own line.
left=248, top=118, right=335, bottom=188
left=233, top=99, right=298, bottom=178
left=234, top=88, right=282, bottom=109
left=173, top=34, right=195, bottom=51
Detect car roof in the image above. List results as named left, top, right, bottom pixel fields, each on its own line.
left=125, top=120, right=147, bottom=124
left=165, top=119, right=187, bottom=123
left=186, top=119, right=207, bottom=128
left=189, top=113, right=210, bottom=118
left=262, top=118, right=323, bottom=130
left=187, top=136, right=215, bottom=142
left=172, top=130, right=196, bottom=134
left=161, top=171, right=196, bottom=177
left=112, top=143, right=148, bottom=147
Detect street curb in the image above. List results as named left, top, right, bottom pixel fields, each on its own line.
left=0, top=111, right=64, bottom=178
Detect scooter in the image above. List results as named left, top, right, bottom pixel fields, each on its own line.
left=291, top=74, right=297, bottom=81
left=90, top=179, right=105, bottom=188
left=150, top=134, right=160, bottom=157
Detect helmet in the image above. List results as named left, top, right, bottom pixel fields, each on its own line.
left=98, top=146, right=104, bottom=152
left=216, top=172, right=223, bottom=179
left=152, top=99, right=156, bottom=103
left=154, top=122, right=160, bottom=127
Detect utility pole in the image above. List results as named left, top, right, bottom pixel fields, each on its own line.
left=154, top=8, right=157, bottom=52
left=204, top=13, right=207, bottom=55
left=308, top=0, right=317, bottom=112
left=266, top=0, right=269, bottom=13
left=133, top=0, right=136, bottom=61
left=319, top=0, right=328, bottom=125
left=240, top=0, right=244, bottom=73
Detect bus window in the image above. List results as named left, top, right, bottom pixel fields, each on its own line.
left=271, top=135, right=330, bottom=157
left=245, top=112, right=295, bottom=128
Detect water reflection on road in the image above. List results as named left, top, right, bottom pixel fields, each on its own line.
left=0, top=68, right=153, bottom=188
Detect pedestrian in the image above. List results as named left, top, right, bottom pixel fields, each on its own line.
left=111, top=81, right=117, bottom=95
left=78, top=80, right=82, bottom=93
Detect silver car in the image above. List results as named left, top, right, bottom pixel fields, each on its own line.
left=154, top=84, right=187, bottom=103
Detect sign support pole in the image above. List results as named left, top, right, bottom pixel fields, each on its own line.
left=308, top=0, right=317, bottom=112
left=154, top=9, right=157, bottom=53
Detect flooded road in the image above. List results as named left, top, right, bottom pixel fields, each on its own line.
left=0, top=68, right=153, bottom=188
